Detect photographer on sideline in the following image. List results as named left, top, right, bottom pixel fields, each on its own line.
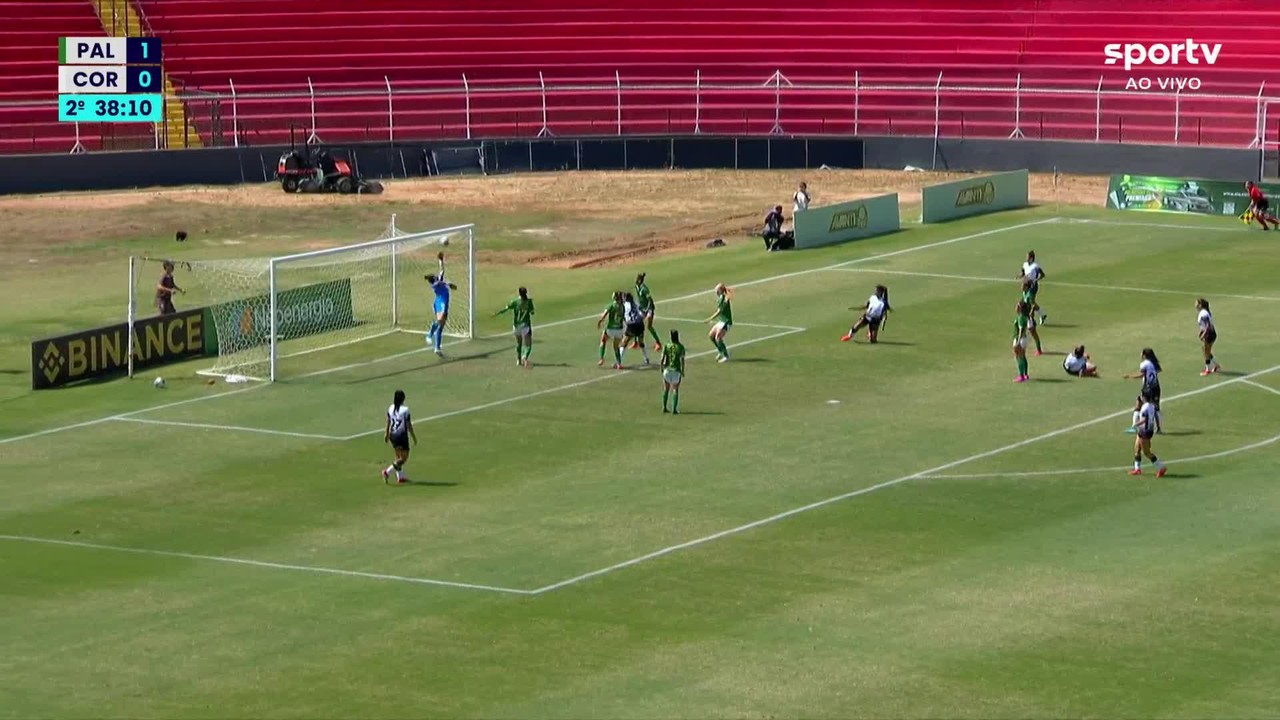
left=762, top=205, right=785, bottom=251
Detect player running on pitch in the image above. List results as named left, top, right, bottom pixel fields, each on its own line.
left=661, top=329, right=686, bottom=414
left=635, top=273, right=662, bottom=351
left=1012, top=299, right=1031, bottom=383
left=382, top=389, right=418, bottom=485
left=1124, top=348, right=1164, bottom=434
left=1129, top=393, right=1167, bottom=477
left=1195, top=298, right=1221, bottom=376
left=619, top=292, right=651, bottom=366
left=1021, top=277, right=1044, bottom=356
left=841, top=284, right=891, bottom=343
left=495, top=286, right=535, bottom=367
left=704, top=283, right=733, bottom=362
left=1017, top=250, right=1047, bottom=325
left=424, top=264, right=458, bottom=357
left=1245, top=181, right=1280, bottom=230
left=597, top=291, right=626, bottom=369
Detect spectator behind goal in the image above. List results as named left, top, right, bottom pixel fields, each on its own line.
left=793, top=182, right=810, bottom=213
left=762, top=205, right=785, bottom=251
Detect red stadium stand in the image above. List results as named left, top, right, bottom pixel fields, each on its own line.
left=12, top=0, right=1280, bottom=153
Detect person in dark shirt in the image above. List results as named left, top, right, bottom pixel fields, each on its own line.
left=762, top=205, right=785, bottom=251
left=155, top=260, right=183, bottom=315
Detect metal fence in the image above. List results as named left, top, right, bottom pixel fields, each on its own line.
left=8, top=71, right=1278, bottom=159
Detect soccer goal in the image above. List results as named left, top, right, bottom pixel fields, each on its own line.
left=128, top=216, right=475, bottom=382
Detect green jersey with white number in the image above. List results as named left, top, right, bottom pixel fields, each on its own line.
left=715, top=294, right=733, bottom=325
left=661, top=341, right=686, bottom=374
left=636, top=282, right=654, bottom=312
left=604, top=301, right=624, bottom=329
left=500, top=297, right=534, bottom=327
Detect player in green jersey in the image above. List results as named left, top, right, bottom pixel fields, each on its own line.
left=1012, top=299, right=1031, bottom=383
left=597, top=290, right=626, bottom=369
left=494, top=286, right=535, bottom=368
left=703, top=283, right=733, bottom=363
left=635, top=273, right=663, bottom=351
left=1020, top=277, right=1043, bottom=356
left=661, top=329, right=686, bottom=414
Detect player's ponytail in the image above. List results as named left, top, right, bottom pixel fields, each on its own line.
left=393, top=389, right=405, bottom=411
left=670, top=329, right=680, bottom=344
left=876, top=284, right=890, bottom=309
left=1142, top=347, right=1162, bottom=373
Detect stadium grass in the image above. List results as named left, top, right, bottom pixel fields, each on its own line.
left=2, top=202, right=1280, bottom=717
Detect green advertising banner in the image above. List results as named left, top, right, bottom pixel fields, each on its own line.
left=1106, top=175, right=1280, bottom=217
left=794, top=193, right=900, bottom=249
left=205, top=278, right=355, bottom=354
left=921, top=170, right=1029, bottom=223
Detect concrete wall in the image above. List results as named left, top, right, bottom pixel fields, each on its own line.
left=0, top=134, right=1266, bottom=195
left=861, top=136, right=1262, bottom=180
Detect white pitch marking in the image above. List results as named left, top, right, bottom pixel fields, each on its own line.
left=112, top=416, right=347, bottom=441
left=656, top=316, right=806, bottom=331
left=528, top=363, right=1280, bottom=594
left=0, top=535, right=533, bottom=595
left=341, top=327, right=806, bottom=440
left=1241, top=379, right=1280, bottom=397
left=481, top=218, right=1059, bottom=340
left=0, top=385, right=262, bottom=446
left=831, top=267, right=1280, bottom=303
left=1060, top=218, right=1253, bottom=233
left=921, top=431, right=1280, bottom=479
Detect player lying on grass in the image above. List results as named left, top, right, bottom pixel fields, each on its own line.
left=1017, top=250, right=1047, bottom=325
left=598, top=291, right=625, bottom=369
left=619, top=292, right=652, bottom=366
left=704, top=283, right=733, bottom=363
left=382, top=389, right=417, bottom=485
left=635, top=273, right=662, bottom=351
left=424, top=266, right=458, bottom=357
left=841, top=284, right=891, bottom=343
left=1245, top=181, right=1280, bottom=230
left=495, top=286, right=535, bottom=368
left=1012, top=300, right=1031, bottom=383
left=1021, top=278, right=1044, bottom=356
left=661, top=329, right=686, bottom=414
left=1063, top=345, right=1098, bottom=377
left=1129, top=393, right=1167, bottom=477
left=1196, top=298, right=1221, bottom=376
left=1124, top=348, right=1164, bottom=434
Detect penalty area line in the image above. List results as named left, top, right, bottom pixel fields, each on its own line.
left=0, top=535, right=534, bottom=595
left=341, top=327, right=806, bottom=441
left=111, top=416, right=347, bottom=441
left=527, top=362, right=1280, bottom=595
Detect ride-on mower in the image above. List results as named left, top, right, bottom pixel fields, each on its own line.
left=276, top=146, right=384, bottom=194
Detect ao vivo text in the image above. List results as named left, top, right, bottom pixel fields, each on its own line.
left=1103, top=39, right=1222, bottom=91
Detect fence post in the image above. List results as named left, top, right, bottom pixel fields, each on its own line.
left=854, top=71, right=860, bottom=135
left=462, top=73, right=472, bottom=140
left=767, top=70, right=787, bottom=135
left=1250, top=81, right=1266, bottom=148
left=1094, top=75, right=1103, bottom=142
left=306, top=77, right=318, bottom=144
left=70, top=121, right=85, bottom=153
left=229, top=78, right=239, bottom=148
left=536, top=71, right=552, bottom=137
left=616, top=70, right=622, bottom=136
left=1008, top=73, right=1025, bottom=138
left=931, top=71, right=943, bottom=169
left=694, top=69, right=702, bottom=134
left=385, top=75, right=394, bottom=143
left=1173, top=84, right=1180, bottom=145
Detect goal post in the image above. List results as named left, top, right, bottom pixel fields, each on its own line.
left=129, top=216, right=475, bottom=383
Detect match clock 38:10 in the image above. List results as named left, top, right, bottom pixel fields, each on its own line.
left=58, top=94, right=164, bottom=123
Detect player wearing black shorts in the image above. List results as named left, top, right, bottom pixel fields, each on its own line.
left=382, top=389, right=417, bottom=484
left=1246, top=181, right=1280, bottom=230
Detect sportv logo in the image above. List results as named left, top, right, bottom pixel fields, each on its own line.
left=1104, top=39, right=1222, bottom=91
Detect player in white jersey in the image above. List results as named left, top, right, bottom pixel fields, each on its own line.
left=1017, top=250, right=1047, bottom=325
left=1063, top=345, right=1098, bottom=377
left=1129, top=398, right=1167, bottom=477
left=382, top=389, right=417, bottom=484
left=1195, top=298, right=1221, bottom=376
left=1123, top=348, right=1163, bottom=434
left=841, top=284, right=891, bottom=343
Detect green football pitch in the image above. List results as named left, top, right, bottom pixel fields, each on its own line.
left=3, top=193, right=1279, bottom=717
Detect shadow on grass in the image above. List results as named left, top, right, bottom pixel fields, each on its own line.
left=865, top=340, right=914, bottom=346
left=669, top=410, right=725, bottom=416
left=1160, top=472, right=1200, bottom=480
left=726, top=357, right=771, bottom=363
left=0, top=369, right=25, bottom=375
left=1041, top=323, right=1079, bottom=329
left=1214, top=370, right=1250, bottom=377
left=1159, top=429, right=1203, bottom=437
left=1039, top=350, right=1068, bottom=357
left=397, top=479, right=459, bottom=488
left=346, top=346, right=509, bottom=384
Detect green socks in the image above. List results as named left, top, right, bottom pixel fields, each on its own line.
left=515, top=343, right=523, bottom=361
left=716, top=339, right=729, bottom=356
left=1016, top=356, right=1028, bottom=376
left=672, top=390, right=679, bottom=413
left=649, top=327, right=662, bottom=345
left=662, top=388, right=669, bottom=410
left=599, top=343, right=606, bottom=360
left=614, top=348, right=622, bottom=364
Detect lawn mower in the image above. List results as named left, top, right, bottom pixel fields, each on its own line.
left=276, top=146, right=384, bottom=194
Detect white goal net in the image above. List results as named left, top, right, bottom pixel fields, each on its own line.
left=129, top=216, right=475, bottom=382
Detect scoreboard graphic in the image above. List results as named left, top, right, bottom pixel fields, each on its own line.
left=58, top=37, right=163, bottom=123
